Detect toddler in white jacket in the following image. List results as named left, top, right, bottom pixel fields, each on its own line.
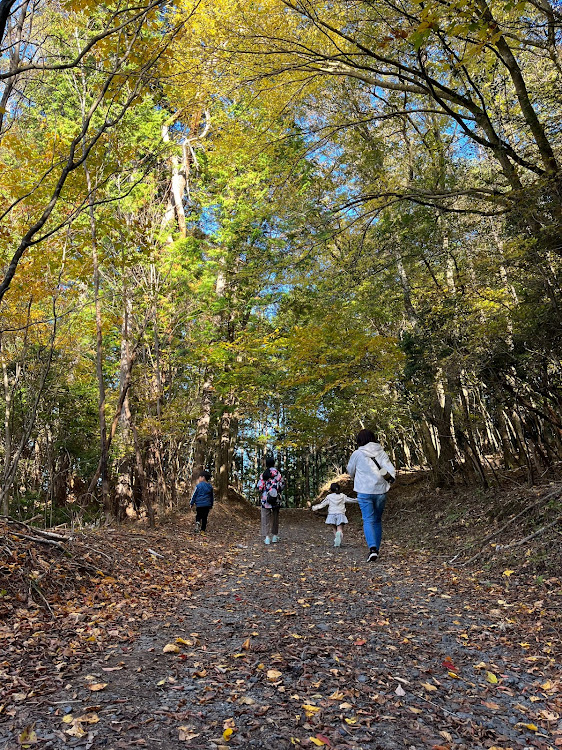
left=312, top=482, right=358, bottom=547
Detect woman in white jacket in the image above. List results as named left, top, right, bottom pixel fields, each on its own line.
left=346, top=429, right=395, bottom=562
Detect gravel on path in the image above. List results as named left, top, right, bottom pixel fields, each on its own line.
left=3, top=510, right=560, bottom=749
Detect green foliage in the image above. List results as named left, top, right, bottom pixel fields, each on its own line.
left=1, top=0, right=561, bottom=518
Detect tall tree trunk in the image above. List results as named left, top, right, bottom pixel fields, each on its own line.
left=418, top=420, right=439, bottom=480
left=433, top=377, right=458, bottom=486
left=497, top=409, right=518, bottom=469
left=459, top=376, right=488, bottom=487
left=161, top=122, right=187, bottom=239
left=511, top=408, right=534, bottom=486
left=0, top=334, right=12, bottom=515
left=191, top=374, right=214, bottom=492
left=115, top=284, right=133, bottom=517
left=86, top=169, right=110, bottom=519
left=126, top=398, right=154, bottom=527
left=190, top=260, right=227, bottom=492
left=216, top=393, right=237, bottom=502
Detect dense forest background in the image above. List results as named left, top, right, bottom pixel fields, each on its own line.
left=0, top=0, right=560, bottom=524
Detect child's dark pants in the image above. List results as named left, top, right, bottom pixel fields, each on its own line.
left=195, top=506, right=210, bottom=531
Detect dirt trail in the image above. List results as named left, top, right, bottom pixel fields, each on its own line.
left=3, top=510, right=561, bottom=749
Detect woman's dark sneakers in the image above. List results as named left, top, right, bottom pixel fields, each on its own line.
left=367, top=547, right=379, bottom=562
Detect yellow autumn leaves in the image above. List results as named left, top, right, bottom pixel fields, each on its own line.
left=163, top=636, right=195, bottom=652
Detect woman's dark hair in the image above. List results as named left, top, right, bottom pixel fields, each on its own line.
left=199, top=470, right=211, bottom=481
left=330, top=482, right=341, bottom=493
left=356, top=429, right=377, bottom=447
left=262, top=455, right=276, bottom=481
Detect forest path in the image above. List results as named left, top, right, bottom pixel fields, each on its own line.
left=6, top=511, right=560, bottom=750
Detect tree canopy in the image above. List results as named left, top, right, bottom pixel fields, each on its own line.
left=0, top=0, right=560, bottom=521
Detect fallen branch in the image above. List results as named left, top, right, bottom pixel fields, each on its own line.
left=30, top=579, right=54, bottom=617
left=494, top=515, right=562, bottom=551
left=1, top=516, right=70, bottom=542
left=77, top=540, right=114, bottom=565
left=8, top=531, right=66, bottom=551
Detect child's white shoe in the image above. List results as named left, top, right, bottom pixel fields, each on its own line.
left=264, top=536, right=271, bottom=545
left=272, top=535, right=280, bottom=543
left=334, top=531, right=342, bottom=547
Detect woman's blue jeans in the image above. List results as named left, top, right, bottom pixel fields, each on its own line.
left=356, top=493, right=387, bottom=549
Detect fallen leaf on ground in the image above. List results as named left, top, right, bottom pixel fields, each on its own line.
left=87, top=683, right=107, bottom=691
left=65, top=722, right=86, bottom=738
left=315, top=735, right=332, bottom=747
left=18, top=725, right=37, bottom=745
left=302, top=704, right=321, bottom=718
left=515, top=722, right=538, bottom=731
left=422, top=682, right=438, bottom=692
left=178, top=726, right=199, bottom=742
left=76, top=713, right=99, bottom=724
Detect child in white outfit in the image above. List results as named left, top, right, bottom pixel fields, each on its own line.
left=312, top=482, right=358, bottom=547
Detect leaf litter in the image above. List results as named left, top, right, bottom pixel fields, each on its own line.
left=1, top=508, right=560, bottom=749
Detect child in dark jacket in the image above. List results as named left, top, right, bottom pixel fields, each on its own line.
left=190, top=470, right=214, bottom=533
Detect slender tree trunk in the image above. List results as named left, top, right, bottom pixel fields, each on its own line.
left=433, top=378, right=457, bottom=486
left=459, top=383, right=488, bottom=487
left=115, top=286, right=133, bottom=518
left=85, top=164, right=110, bottom=519
left=511, top=409, right=534, bottom=485
left=418, top=420, right=439, bottom=479
left=0, top=334, right=12, bottom=515
left=216, top=393, right=237, bottom=502
left=497, top=409, right=517, bottom=469
left=191, top=374, right=214, bottom=492
left=131, top=425, right=154, bottom=527
left=161, top=122, right=187, bottom=239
